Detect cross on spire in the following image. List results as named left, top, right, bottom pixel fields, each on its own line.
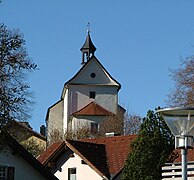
left=87, top=22, right=90, bottom=34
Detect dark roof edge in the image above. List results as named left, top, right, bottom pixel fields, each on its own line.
left=42, top=142, right=66, bottom=166
left=46, top=99, right=63, bottom=122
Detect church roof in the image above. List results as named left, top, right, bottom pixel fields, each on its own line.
left=72, top=102, right=114, bottom=116
left=80, top=31, right=96, bottom=53
left=62, top=56, right=121, bottom=98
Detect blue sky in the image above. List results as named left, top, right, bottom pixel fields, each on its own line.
left=1, top=1, right=194, bottom=131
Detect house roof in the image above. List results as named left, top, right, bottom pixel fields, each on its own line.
left=172, top=149, right=194, bottom=163
left=38, top=140, right=110, bottom=179
left=7, top=120, right=46, bottom=141
left=37, top=141, right=66, bottom=165
left=66, top=140, right=110, bottom=178
left=72, top=102, right=114, bottom=116
left=38, top=135, right=136, bottom=179
left=3, top=132, right=58, bottom=180
left=81, top=135, right=137, bottom=175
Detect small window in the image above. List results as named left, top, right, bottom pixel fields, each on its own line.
left=91, top=122, right=98, bottom=133
left=68, top=168, right=76, bottom=180
left=0, top=166, right=6, bottom=179
left=89, top=91, right=96, bottom=99
left=90, top=73, right=96, bottom=78
left=0, top=166, right=14, bottom=180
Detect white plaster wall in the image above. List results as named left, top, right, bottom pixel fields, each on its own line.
left=0, top=147, right=47, bottom=180
left=63, top=88, right=69, bottom=132
left=69, top=57, right=119, bottom=86
left=69, top=85, right=118, bottom=114
left=55, top=153, right=104, bottom=180
left=71, top=116, right=106, bottom=131
left=47, top=100, right=64, bottom=142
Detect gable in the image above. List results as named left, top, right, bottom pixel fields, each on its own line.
left=38, top=140, right=110, bottom=179
left=65, top=56, right=121, bottom=88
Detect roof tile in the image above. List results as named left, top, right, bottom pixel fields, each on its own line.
left=72, top=102, right=114, bottom=116
left=81, top=135, right=136, bottom=174
left=38, top=135, right=136, bottom=178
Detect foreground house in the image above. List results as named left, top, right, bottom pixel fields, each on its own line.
left=38, top=135, right=136, bottom=180
left=0, top=133, right=58, bottom=180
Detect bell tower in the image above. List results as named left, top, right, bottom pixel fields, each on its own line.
left=80, top=28, right=96, bottom=65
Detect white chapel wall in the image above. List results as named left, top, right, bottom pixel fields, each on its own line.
left=47, top=100, right=64, bottom=141
left=69, top=85, right=118, bottom=114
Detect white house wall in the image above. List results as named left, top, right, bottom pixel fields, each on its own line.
left=0, top=147, right=47, bottom=180
left=54, top=152, right=104, bottom=180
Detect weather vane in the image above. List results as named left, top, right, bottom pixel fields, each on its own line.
left=87, top=22, right=90, bottom=34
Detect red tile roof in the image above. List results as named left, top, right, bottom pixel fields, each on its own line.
left=172, top=148, right=194, bottom=163
left=66, top=140, right=110, bottom=178
left=81, top=135, right=137, bottom=175
left=37, top=142, right=65, bottom=165
left=38, top=135, right=136, bottom=178
left=72, top=102, right=114, bottom=116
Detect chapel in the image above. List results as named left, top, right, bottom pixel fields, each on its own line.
left=46, top=31, right=124, bottom=142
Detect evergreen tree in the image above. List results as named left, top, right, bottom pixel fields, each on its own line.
left=122, top=109, right=174, bottom=180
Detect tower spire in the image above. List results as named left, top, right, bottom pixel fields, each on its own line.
left=80, top=23, right=96, bottom=65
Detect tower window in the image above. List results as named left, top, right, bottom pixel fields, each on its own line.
left=89, top=91, right=96, bottom=99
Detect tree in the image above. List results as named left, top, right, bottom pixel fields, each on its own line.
left=167, top=56, right=194, bottom=107
left=21, top=138, right=45, bottom=157
left=98, top=109, right=124, bottom=136
left=0, top=24, right=36, bottom=147
left=122, top=108, right=174, bottom=180
left=99, top=110, right=141, bottom=137
left=48, top=126, right=91, bottom=146
left=124, top=111, right=141, bottom=135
